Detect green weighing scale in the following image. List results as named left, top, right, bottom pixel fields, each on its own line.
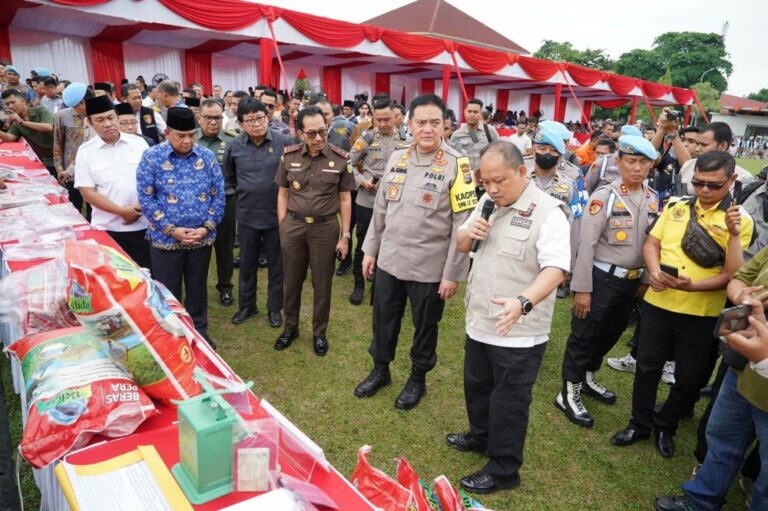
left=171, top=368, right=254, bottom=504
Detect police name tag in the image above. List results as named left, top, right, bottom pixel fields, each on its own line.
left=322, top=168, right=340, bottom=173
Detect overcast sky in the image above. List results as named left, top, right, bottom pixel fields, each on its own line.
left=264, top=0, right=766, bottom=97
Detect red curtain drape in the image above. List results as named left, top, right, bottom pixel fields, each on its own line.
left=456, top=44, right=515, bottom=74
left=270, top=60, right=280, bottom=90
left=517, top=56, right=560, bottom=82
left=582, top=100, right=593, bottom=125
left=557, top=96, right=568, bottom=122
left=0, top=26, right=11, bottom=62
left=595, top=99, right=631, bottom=109
left=683, top=105, right=692, bottom=125
left=496, top=89, right=509, bottom=113
left=464, top=84, right=475, bottom=102
left=606, top=74, right=636, bottom=96
left=90, top=39, right=125, bottom=94
left=157, top=0, right=266, bottom=31
left=184, top=50, right=212, bottom=95
left=282, top=11, right=366, bottom=48
left=672, top=87, right=694, bottom=105
left=259, top=38, right=273, bottom=88
left=441, top=65, right=451, bottom=102
left=641, top=81, right=671, bottom=99
left=566, top=64, right=605, bottom=87
left=529, top=94, right=541, bottom=117
left=420, top=78, right=435, bottom=95
left=553, top=84, right=563, bottom=121
left=380, top=31, right=446, bottom=62
left=49, top=0, right=108, bottom=4
left=629, top=97, right=638, bottom=124
left=322, top=66, right=341, bottom=105
left=375, top=72, right=390, bottom=96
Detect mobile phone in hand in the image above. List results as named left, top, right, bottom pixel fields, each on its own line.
left=335, top=250, right=343, bottom=261
left=713, top=304, right=752, bottom=337
left=733, top=180, right=743, bottom=206
left=659, top=263, right=679, bottom=278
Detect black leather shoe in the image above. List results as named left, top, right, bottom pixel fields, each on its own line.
left=258, top=256, right=268, bottom=268
left=335, top=258, right=352, bottom=276
left=233, top=256, right=240, bottom=268
left=445, top=432, right=487, bottom=453
left=267, top=310, right=283, bottom=328
left=274, top=330, right=299, bottom=351
left=654, top=495, right=695, bottom=511
left=394, top=379, right=426, bottom=410
left=219, top=290, right=234, bottom=306
left=202, top=333, right=217, bottom=350
left=354, top=368, right=391, bottom=398
left=611, top=425, right=651, bottom=446
left=655, top=430, right=675, bottom=458
left=313, top=335, right=329, bottom=356
left=231, top=307, right=257, bottom=325
left=349, top=286, right=364, bottom=305
left=459, top=470, right=520, bottom=494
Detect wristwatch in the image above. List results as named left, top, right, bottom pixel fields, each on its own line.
left=517, top=295, right=533, bottom=315
left=342, top=232, right=352, bottom=239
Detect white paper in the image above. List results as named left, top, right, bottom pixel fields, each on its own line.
left=64, top=460, right=174, bottom=511
left=220, top=489, right=304, bottom=511
left=236, top=447, right=270, bottom=492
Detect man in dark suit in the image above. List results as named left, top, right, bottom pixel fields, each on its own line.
left=125, top=83, right=165, bottom=144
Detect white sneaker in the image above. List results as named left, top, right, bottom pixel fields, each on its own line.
left=607, top=353, right=636, bottom=373
left=662, top=361, right=676, bottom=385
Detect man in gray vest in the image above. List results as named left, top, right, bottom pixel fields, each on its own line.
left=446, top=141, right=571, bottom=494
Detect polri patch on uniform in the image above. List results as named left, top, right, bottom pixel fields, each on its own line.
left=387, top=184, right=403, bottom=201
left=417, top=191, right=437, bottom=209
left=194, top=158, right=205, bottom=170
left=328, top=161, right=335, bottom=168
left=589, top=200, right=603, bottom=215
left=353, top=139, right=366, bottom=152
left=555, top=183, right=569, bottom=193
left=162, top=160, right=174, bottom=171
left=620, top=184, right=629, bottom=195
left=615, top=230, right=628, bottom=241
left=614, top=201, right=626, bottom=209
left=292, top=180, right=301, bottom=191
left=421, top=181, right=438, bottom=192
left=610, top=219, right=623, bottom=228
left=388, top=174, right=405, bottom=184
left=433, top=149, right=448, bottom=166
left=519, top=203, right=537, bottom=217
left=370, top=142, right=380, bottom=148
left=143, top=114, right=152, bottom=124
left=431, top=166, right=445, bottom=174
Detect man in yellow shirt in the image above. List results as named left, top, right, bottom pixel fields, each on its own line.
left=611, top=151, right=754, bottom=459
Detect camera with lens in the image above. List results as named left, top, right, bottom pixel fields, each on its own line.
left=665, top=110, right=680, bottom=121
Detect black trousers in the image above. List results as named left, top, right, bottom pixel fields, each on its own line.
left=630, top=302, right=720, bottom=435
left=214, top=194, right=237, bottom=292
left=352, top=204, right=373, bottom=286
left=238, top=223, right=282, bottom=313
left=371, top=268, right=445, bottom=375
left=150, top=245, right=212, bottom=335
left=464, top=336, right=546, bottom=477
left=107, top=229, right=151, bottom=270
left=65, top=180, right=84, bottom=214
left=562, top=267, right=639, bottom=383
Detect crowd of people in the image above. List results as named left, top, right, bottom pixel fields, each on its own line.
left=0, top=64, right=766, bottom=509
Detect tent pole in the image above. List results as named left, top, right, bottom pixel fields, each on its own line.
left=267, top=20, right=291, bottom=101
left=629, top=97, right=638, bottom=124
left=692, top=92, right=710, bottom=124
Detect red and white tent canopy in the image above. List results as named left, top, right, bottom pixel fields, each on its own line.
left=0, top=0, right=704, bottom=123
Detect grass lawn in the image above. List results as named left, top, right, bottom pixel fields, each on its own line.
left=2, top=253, right=752, bottom=510
left=736, top=157, right=767, bottom=175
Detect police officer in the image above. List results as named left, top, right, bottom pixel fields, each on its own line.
left=136, top=107, right=225, bottom=347
left=274, top=106, right=354, bottom=356
left=446, top=141, right=571, bottom=494
left=449, top=98, right=499, bottom=172
left=354, top=94, right=477, bottom=410
left=525, top=127, right=579, bottom=219
left=556, top=135, right=659, bottom=428
left=196, top=98, right=237, bottom=306
left=585, top=123, right=642, bottom=196
left=348, top=96, right=408, bottom=305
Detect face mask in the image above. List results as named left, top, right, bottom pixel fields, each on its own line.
left=535, top=153, right=559, bottom=170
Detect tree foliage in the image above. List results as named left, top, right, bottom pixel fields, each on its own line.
left=533, top=40, right=614, bottom=71
left=747, top=88, right=768, bottom=103
left=691, top=82, right=721, bottom=113
left=613, top=49, right=665, bottom=82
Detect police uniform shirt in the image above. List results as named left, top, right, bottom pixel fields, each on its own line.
left=349, top=128, right=408, bottom=209
left=362, top=141, right=476, bottom=284
left=571, top=181, right=659, bottom=293
left=742, top=182, right=768, bottom=260
left=196, top=128, right=235, bottom=194
left=225, top=129, right=293, bottom=229
left=679, top=157, right=755, bottom=195
left=274, top=143, right=355, bottom=216
left=525, top=164, right=577, bottom=220
left=644, top=194, right=754, bottom=317
left=587, top=154, right=621, bottom=194
left=449, top=123, right=499, bottom=171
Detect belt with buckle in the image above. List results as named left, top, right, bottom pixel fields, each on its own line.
left=593, top=260, right=643, bottom=280
left=289, top=211, right=331, bottom=224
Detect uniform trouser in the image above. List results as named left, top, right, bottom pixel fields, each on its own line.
left=561, top=267, right=639, bottom=383
left=238, top=223, right=283, bottom=312
left=340, top=190, right=357, bottom=264
left=107, top=229, right=151, bottom=270
left=150, top=245, right=212, bottom=335
left=629, top=303, right=719, bottom=435
left=682, top=369, right=768, bottom=511
left=352, top=204, right=373, bottom=287
left=464, top=336, right=546, bottom=477
left=280, top=217, right=338, bottom=337
left=371, top=268, right=445, bottom=375
left=214, top=194, right=236, bottom=293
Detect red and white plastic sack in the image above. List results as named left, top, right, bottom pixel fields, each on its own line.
left=64, top=240, right=200, bottom=402
left=350, top=445, right=413, bottom=511
left=5, top=326, right=157, bottom=468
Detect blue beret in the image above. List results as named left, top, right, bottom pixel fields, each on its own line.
left=4, top=65, right=19, bottom=75
left=63, top=82, right=88, bottom=108
left=618, top=135, right=657, bottom=160
left=539, top=120, right=572, bottom=141
left=533, top=127, right=566, bottom=154
left=620, top=125, right=643, bottom=137
left=33, top=67, right=52, bottom=78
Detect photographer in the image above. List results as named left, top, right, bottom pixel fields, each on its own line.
left=653, top=295, right=767, bottom=511
left=649, top=108, right=692, bottom=203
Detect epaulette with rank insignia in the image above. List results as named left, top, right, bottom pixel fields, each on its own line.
left=442, top=143, right=462, bottom=158
left=284, top=143, right=303, bottom=153
left=329, top=143, right=349, bottom=159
